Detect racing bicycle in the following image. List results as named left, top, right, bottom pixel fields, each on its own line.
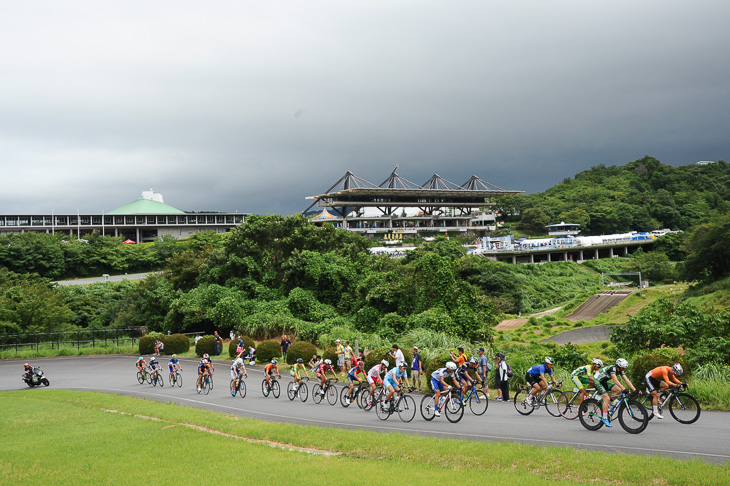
left=230, top=373, right=247, bottom=398
left=287, top=376, right=309, bottom=402
left=640, top=384, right=700, bottom=424
left=578, top=389, right=649, bottom=434
left=375, top=385, right=417, bottom=422
left=313, top=378, right=338, bottom=406
left=514, top=381, right=562, bottom=417
left=420, top=387, right=465, bottom=423
left=261, top=376, right=281, bottom=399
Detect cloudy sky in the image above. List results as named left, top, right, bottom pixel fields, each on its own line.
left=1, top=1, right=728, bottom=216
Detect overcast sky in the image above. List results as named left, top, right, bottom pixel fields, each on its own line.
left=1, top=1, right=728, bottom=216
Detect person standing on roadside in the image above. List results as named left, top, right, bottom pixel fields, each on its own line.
left=494, top=353, right=509, bottom=401
left=335, top=339, right=346, bottom=376
left=411, top=346, right=423, bottom=391
left=388, top=344, right=405, bottom=365
left=477, top=347, right=491, bottom=396
left=281, top=334, right=292, bottom=361
left=213, top=331, right=222, bottom=356
left=343, top=340, right=354, bottom=372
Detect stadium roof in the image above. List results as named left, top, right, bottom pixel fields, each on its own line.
left=107, top=198, right=186, bottom=215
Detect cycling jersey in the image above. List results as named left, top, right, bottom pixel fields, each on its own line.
left=264, top=364, right=278, bottom=375
left=454, top=364, right=472, bottom=382
left=527, top=364, right=552, bottom=376
left=149, top=361, right=160, bottom=370
left=168, top=358, right=180, bottom=372
left=316, top=363, right=333, bottom=376
left=649, top=366, right=682, bottom=386
left=385, top=367, right=406, bottom=387
left=367, top=364, right=385, bottom=385
left=431, top=368, right=454, bottom=381
left=290, top=363, right=307, bottom=378
left=571, top=364, right=592, bottom=388
left=594, top=365, right=624, bottom=382
left=348, top=363, right=364, bottom=383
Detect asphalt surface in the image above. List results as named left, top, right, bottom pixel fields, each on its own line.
left=2, top=355, right=729, bottom=464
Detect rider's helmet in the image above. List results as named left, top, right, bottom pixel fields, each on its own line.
left=203, top=354, right=209, bottom=359
left=138, top=357, right=143, bottom=361
left=672, top=363, right=684, bottom=376
left=172, top=354, right=177, bottom=358
left=592, top=358, right=603, bottom=368
left=271, top=359, right=277, bottom=365
left=297, top=358, right=303, bottom=364
left=469, top=356, right=479, bottom=365
left=324, top=359, right=332, bottom=365
left=150, top=357, right=156, bottom=362
left=615, top=358, right=629, bottom=369
left=397, top=360, right=407, bottom=368
left=381, top=359, right=389, bottom=367
left=545, top=356, right=555, bottom=365
left=445, top=361, right=457, bottom=371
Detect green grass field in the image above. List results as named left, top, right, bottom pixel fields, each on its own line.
left=1, top=390, right=728, bottom=485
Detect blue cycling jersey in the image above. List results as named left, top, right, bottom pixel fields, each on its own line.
left=385, top=368, right=406, bottom=382
left=528, top=364, right=552, bottom=376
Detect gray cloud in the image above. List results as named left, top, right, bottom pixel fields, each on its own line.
left=1, top=1, right=728, bottom=215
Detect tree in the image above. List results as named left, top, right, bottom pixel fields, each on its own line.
left=681, top=213, right=730, bottom=282
left=520, top=208, right=551, bottom=233
left=557, top=207, right=590, bottom=229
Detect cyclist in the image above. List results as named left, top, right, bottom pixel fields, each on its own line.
left=136, top=356, right=148, bottom=378
left=571, top=358, right=603, bottom=404
left=382, top=360, right=411, bottom=411
left=264, top=359, right=281, bottom=389
left=345, top=357, right=366, bottom=405
left=290, top=358, right=309, bottom=395
left=230, top=355, right=248, bottom=386
left=197, top=354, right=212, bottom=392
left=149, top=357, right=162, bottom=382
left=593, top=358, right=639, bottom=427
left=454, top=357, right=479, bottom=399
left=526, top=357, right=559, bottom=404
left=366, top=359, right=389, bottom=404
left=316, top=358, right=338, bottom=397
left=168, top=354, right=183, bottom=382
left=645, top=363, right=684, bottom=419
left=430, top=361, right=457, bottom=417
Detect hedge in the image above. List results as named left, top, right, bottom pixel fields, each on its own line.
left=139, top=332, right=164, bottom=356
left=163, top=334, right=190, bottom=355
left=629, top=349, right=691, bottom=385
left=256, top=340, right=281, bottom=364
left=286, top=341, right=317, bottom=365
left=195, top=335, right=217, bottom=358
left=229, top=335, right=256, bottom=358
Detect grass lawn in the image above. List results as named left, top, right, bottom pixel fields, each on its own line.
left=1, top=390, right=728, bottom=485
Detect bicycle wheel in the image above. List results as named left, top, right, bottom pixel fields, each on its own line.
left=397, top=395, right=417, bottom=423
left=618, top=400, right=649, bottom=434
left=209, top=374, right=214, bottom=390
left=669, top=393, right=701, bottom=424
left=158, top=373, right=164, bottom=387
left=176, top=372, right=182, bottom=387
left=203, top=376, right=211, bottom=395
left=146, top=371, right=153, bottom=384
left=326, top=383, right=337, bottom=405
left=444, top=396, right=465, bottom=423
left=340, top=387, right=351, bottom=407
left=261, top=379, right=270, bottom=397
left=557, top=392, right=580, bottom=420
left=375, top=397, right=392, bottom=421
left=271, top=380, right=280, bottom=399
left=544, top=390, right=562, bottom=417
left=238, top=380, right=246, bottom=399
left=361, top=390, right=375, bottom=411
left=287, top=382, right=297, bottom=401
left=469, top=389, right=489, bottom=416
left=420, top=394, right=436, bottom=421
left=299, top=383, right=308, bottom=402
left=513, top=389, right=535, bottom=416
left=137, top=371, right=144, bottom=384
left=639, top=393, right=658, bottom=420
left=312, top=384, right=323, bottom=404
left=355, top=387, right=366, bottom=409
left=578, top=398, right=604, bottom=431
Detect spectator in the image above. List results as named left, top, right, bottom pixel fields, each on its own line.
left=230, top=330, right=235, bottom=341
left=343, top=340, right=354, bottom=371
left=213, top=331, right=222, bottom=356
left=388, top=344, right=404, bottom=364
left=308, top=353, right=319, bottom=372
left=154, top=339, right=164, bottom=356
left=245, top=345, right=256, bottom=365
left=281, top=334, right=292, bottom=361
left=494, top=353, right=509, bottom=401
left=411, top=346, right=423, bottom=391
left=235, top=337, right=244, bottom=356
left=450, top=347, right=467, bottom=367
left=194, top=333, right=202, bottom=345
left=310, top=354, right=322, bottom=372
left=477, top=347, right=491, bottom=397
left=335, top=339, right=346, bottom=376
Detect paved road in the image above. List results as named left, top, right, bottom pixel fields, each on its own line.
left=54, top=273, right=153, bottom=286
left=2, top=355, right=729, bottom=464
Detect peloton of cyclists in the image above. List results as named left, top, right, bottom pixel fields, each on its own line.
left=645, top=363, right=684, bottom=419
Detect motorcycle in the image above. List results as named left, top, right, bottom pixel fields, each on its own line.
left=22, top=368, right=50, bottom=387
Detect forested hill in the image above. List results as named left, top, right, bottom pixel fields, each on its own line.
left=496, top=156, right=730, bottom=235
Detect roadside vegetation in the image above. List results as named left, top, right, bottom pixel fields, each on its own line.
left=2, top=390, right=727, bottom=485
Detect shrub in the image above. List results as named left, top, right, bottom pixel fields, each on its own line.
left=322, top=347, right=338, bottom=366
left=228, top=335, right=255, bottom=358
left=552, top=342, right=588, bottom=372
left=139, top=332, right=164, bottom=355
left=629, top=349, right=691, bottom=385
left=163, top=334, right=190, bottom=355
left=256, top=340, right=281, bottom=364
left=286, top=341, right=317, bottom=365
left=194, top=335, right=216, bottom=358
left=363, top=345, right=413, bottom=375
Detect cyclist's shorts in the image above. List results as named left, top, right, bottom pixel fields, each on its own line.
left=168, top=365, right=175, bottom=373
left=348, top=373, right=359, bottom=383
left=644, top=372, right=661, bottom=393
left=290, top=369, right=299, bottom=378
left=572, top=375, right=589, bottom=389
left=231, top=368, right=241, bottom=379
left=431, top=377, right=445, bottom=391
left=367, top=375, right=382, bottom=386
left=526, top=373, right=541, bottom=386
left=595, top=378, right=614, bottom=395
left=267, top=369, right=275, bottom=376
left=384, top=378, right=398, bottom=390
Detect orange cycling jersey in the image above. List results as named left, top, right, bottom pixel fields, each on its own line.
left=265, top=364, right=279, bottom=374
left=649, top=366, right=682, bottom=386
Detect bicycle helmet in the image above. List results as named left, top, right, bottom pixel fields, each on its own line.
left=446, top=361, right=457, bottom=371
left=615, top=358, right=629, bottom=369
left=592, top=358, right=603, bottom=367
left=24, top=362, right=29, bottom=367
left=545, top=356, right=555, bottom=365
left=271, top=359, right=277, bottom=365
left=469, top=356, right=479, bottom=365
left=138, top=357, right=143, bottom=361
left=672, top=363, right=684, bottom=376
left=397, top=360, right=407, bottom=368
left=203, top=354, right=209, bottom=359
left=150, top=357, right=156, bottom=362
left=381, top=359, right=389, bottom=367
left=297, top=358, right=303, bottom=364
left=324, top=359, right=331, bottom=365
left=172, top=354, right=177, bottom=358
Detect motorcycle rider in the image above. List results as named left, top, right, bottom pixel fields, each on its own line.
left=23, top=363, right=34, bottom=383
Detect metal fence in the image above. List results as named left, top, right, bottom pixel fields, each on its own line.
left=0, top=327, right=146, bottom=353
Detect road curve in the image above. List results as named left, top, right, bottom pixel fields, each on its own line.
left=2, top=355, right=728, bottom=464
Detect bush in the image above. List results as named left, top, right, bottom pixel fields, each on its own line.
left=228, top=335, right=255, bottom=358
left=363, top=346, right=413, bottom=375
left=286, top=341, right=317, bottom=365
left=322, top=347, right=338, bottom=366
left=194, top=335, right=216, bottom=358
left=163, top=334, right=190, bottom=355
left=629, top=349, right=691, bottom=385
left=139, top=332, right=164, bottom=355
left=424, top=350, right=454, bottom=391
left=256, top=340, right=281, bottom=364
left=552, top=342, right=588, bottom=372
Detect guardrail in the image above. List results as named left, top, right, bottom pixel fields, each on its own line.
left=0, top=327, right=146, bottom=353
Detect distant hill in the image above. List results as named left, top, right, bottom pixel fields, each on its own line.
left=496, top=156, right=729, bottom=236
